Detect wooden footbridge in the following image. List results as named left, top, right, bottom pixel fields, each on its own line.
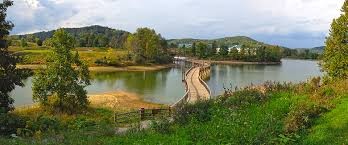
left=115, top=60, right=211, bottom=125
left=171, top=60, right=211, bottom=108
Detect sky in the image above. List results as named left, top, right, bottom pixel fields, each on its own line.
left=7, top=0, right=345, bottom=48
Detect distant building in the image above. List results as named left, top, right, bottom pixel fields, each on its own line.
left=178, top=43, right=192, bottom=48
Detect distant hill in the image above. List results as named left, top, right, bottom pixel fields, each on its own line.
left=168, top=36, right=271, bottom=47
left=311, top=46, right=325, bottom=54
left=12, top=25, right=130, bottom=48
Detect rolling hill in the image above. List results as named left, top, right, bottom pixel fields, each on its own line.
left=11, top=25, right=130, bottom=48
left=168, top=36, right=268, bottom=47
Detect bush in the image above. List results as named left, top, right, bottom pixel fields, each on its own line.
left=151, top=118, right=171, bottom=134
left=154, top=54, right=173, bottom=64
left=284, top=102, right=327, bottom=133
left=224, top=89, right=267, bottom=108
left=0, top=113, right=27, bottom=136
left=174, top=100, right=213, bottom=125
left=67, top=116, right=96, bottom=130
left=17, top=115, right=60, bottom=137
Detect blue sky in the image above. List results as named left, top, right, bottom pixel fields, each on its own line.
left=8, top=0, right=345, bottom=48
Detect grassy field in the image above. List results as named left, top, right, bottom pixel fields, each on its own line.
left=1, top=78, right=347, bottom=144
left=9, top=46, right=130, bottom=66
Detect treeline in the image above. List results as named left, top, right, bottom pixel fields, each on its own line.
left=10, top=25, right=130, bottom=48
left=177, top=41, right=282, bottom=62
left=283, top=48, right=321, bottom=60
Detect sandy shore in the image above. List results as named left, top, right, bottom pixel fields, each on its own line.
left=88, top=91, right=165, bottom=111
left=16, top=64, right=175, bottom=72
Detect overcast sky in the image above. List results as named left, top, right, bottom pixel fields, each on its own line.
left=8, top=0, right=345, bottom=48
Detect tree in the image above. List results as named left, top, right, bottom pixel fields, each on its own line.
left=20, top=38, right=27, bottom=47
left=32, top=29, right=90, bottom=114
left=219, top=43, right=229, bottom=57
left=191, top=42, right=196, bottom=56
left=196, top=42, right=208, bottom=58
left=35, top=38, right=42, bottom=46
left=208, top=40, right=218, bottom=56
left=322, top=1, right=348, bottom=79
left=124, top=28, right=170, bottom=64
left=230, top=48, right=239, bottom=60
left=0, top=0, right=28, bottom=113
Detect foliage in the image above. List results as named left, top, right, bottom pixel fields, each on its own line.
left=150, top=118, right=172, bottom=134
left=322, top=1, right=348, bottom=79
left=13, top=25, right=129, bottom=48
left=174, top=100, right=213, bottom=125
left=32, top=29, right=90, bottom=114
left=196, top=42, right=208, bottom=58
left=0, top=113, right=27, bottom=136
left=20, top=38, right=28, bottom=47
left=0, top=0, right=29, bottom=114
left=125, top=27, right=172, bottom=64
left=284, top=102, right=326, bottom=133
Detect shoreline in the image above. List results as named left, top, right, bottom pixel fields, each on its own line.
left=192, top=60, right=282, bottom=65
left=15, top=91, right=165, bottom=112
left=16, top=64, right=175, bottom=72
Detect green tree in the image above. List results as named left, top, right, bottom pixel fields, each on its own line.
left=32, top=29, right=90, bottom=114
left=196, top=42, right=208, bottom=58
left=230, top=48, right=239, bottom=60
left=322, top=1, right=348, bottom=78
left=208, top=40, right=218, bottom=56
left=0, top=0, right=28, bottom=113
left=125, top=28, right=170, bottom=64
left=35, top=38, right=42, bottom=46
left=191, top=42, right=196, bottom=56
left=20, top=38, right=27, bottom=47
left=219, top=44, right=229, bottom=57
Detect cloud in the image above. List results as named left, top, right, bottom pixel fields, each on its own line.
left=7, top=0, right=345, bottom=48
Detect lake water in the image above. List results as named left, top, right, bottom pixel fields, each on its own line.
left=11, top=59, right=322, bottom=106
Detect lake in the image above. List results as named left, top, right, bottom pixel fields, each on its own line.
left=11, top=59, right=322, bottom=106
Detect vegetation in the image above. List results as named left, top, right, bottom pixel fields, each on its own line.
left=12, top=25, right=129, bottom=48
left=0, top=0, right=28, bottom=114
left=125, top=27, right=172, bottom=64
left=322, top=1, right=348, bottom=79
left=32, top=29, right=90, bottom=114
left=283, top=47, right=322, bottom=60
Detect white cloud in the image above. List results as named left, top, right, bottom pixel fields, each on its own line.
left=7, top=0, right=345, bottom=47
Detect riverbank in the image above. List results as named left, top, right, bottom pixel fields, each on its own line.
left=88, top=91, right=165, bottom=111
left=14, top=91, right=165, bottom=112
left=193, top=60, right=282, bottom=65
left=16, top=64, right=175, bottom=72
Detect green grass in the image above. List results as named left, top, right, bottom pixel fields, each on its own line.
left=9, top=46, right=129, bottom=66
left=1, top=79, right=347, bottom=144
left=301, top=96, right=348, bottom=145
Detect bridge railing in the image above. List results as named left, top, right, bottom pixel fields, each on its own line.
left=171, top=66, right=194, bottom=108
left=198, top=66, right=212, bottom=98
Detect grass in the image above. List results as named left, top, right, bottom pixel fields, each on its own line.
left=9, top=46, right=130, bottom=66
left=1, top=78, right=347, bottom=144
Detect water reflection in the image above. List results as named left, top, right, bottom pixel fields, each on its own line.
left=207, top=59, right=322, bottom=96
left=10, top=59, right=322, bottom=107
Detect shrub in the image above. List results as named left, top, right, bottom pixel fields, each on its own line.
left=174, top=100, right=213, bottom=125
left=17, top=116, right=60, bottom=137
left=284, top=102, right=327, bottom=133
left=224, top=89, right=267, bottom=108
left=67, top=116, right=96, bottom=130
left=151, top=118, right=171, bottom=134
left=0, top=113, right=27, bottom=136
